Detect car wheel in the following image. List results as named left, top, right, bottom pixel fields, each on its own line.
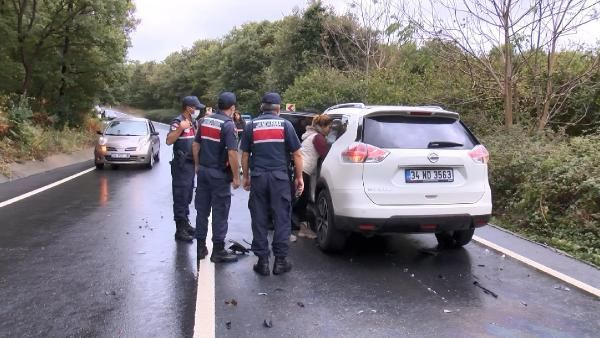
left=154, top=148, right=160, bottom=162
left=316, top=189, right=346, bottom=252
left=95, top=163, right=104, bottom=170
left=146, top=150, right=154, bottom=169
left=436, top=228, right=474, bottom=248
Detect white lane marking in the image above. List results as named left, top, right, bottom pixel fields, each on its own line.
left=0, top=167, right=95, bottom=208
left=194, top=218, right=215, bottom=338
left=473, top=235, right=600, bottom=298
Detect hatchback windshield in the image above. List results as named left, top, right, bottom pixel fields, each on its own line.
left=363, top=115, right=477, bottom=149
left=104, top=121, right=148, bottom=136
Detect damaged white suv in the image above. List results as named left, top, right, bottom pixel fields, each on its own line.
left=308, top=103, right=492, bottom=252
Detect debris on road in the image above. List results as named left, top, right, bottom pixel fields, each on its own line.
left=554, top=284, right=571, bottom=292
left=297, top=302, right=305, bottom=308
left=263, top=319, right=273, bottom=328
left=225, top=321, right=232, bottom=330
left=443, top=309, right=453, bottom=313
left=473, top=281, right=498, bottom=298
left=521, top=301, right=528, bottom=307
left=258, top=292, right=268, bottom=296
left=136, top=251, right=146, bottom=254
left=228, top=240, right=251, bottom=255
left=357, top=310, right=364, bottom=314
left=477, top=264, right=485, bottom=267
left=225, top=299, right=238, bottom=306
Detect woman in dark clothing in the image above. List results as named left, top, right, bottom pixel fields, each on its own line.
left=233, top=111, right=246, bottom=147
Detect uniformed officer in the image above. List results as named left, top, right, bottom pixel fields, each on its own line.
left=166, top=96, right=204, bottom=242
left=192, top=92, right=240, bottom=263
left=241, top=92, right=304, bottom=276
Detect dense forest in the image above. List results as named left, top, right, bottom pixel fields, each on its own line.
left=0, top=0, right=598, bottom=265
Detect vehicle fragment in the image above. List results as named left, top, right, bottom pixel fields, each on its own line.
left=225, top=299, right=238, bottom=306
left=473, top=281, right=498, bottom=298
left=263, top=319, right=273, bottom=328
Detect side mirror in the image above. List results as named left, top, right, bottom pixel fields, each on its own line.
left=96, top=131, right=103, bottom=135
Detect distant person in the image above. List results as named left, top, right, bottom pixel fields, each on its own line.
left=166, top=96, right=204, bottom=242
left=192, top=92, right=240, bottom=263
left=294, top=114, right=333, bottom=238
left=233, top=110, right=246, bottom=143
left=241, top=92, right=303, bottom=276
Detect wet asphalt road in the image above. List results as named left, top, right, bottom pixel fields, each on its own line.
left=1, top=122, right=599, bottom=337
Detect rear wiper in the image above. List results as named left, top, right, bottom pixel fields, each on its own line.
left=428, top=141, right=464, bottom=148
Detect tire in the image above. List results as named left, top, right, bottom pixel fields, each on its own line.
left=316, top=189, right=346, bottom=252
left=95, top=163, right=104, bottom=170
left=146, top=150, right=154, bottom=169
left=154, top=148, right=160, bottom=162
left=436, top=228, right=474, bottom=248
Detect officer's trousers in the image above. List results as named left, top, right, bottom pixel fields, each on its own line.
left=170, top=160, right=195, bottom=222
left=194, top=167, right=231, bottom=245
left=249, top=171, right=292, bottom=257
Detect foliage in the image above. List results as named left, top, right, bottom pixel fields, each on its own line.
left=484, top=130, right=600, bottom=266
left=0, top=0, right=136, bottom=125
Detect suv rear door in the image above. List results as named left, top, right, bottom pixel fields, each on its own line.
left=361, top=112, right=487, bottom=206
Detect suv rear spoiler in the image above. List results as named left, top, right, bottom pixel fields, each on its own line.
left=325, top=103, right=366, bottom=112
left=365, top=108, right=459, bottom=120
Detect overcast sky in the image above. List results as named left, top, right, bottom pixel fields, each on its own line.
left=128, top=0, right=350, bottom=62
left=128, top=0, right=600, bottom=63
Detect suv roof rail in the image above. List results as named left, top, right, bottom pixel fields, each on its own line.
left=324, top=103, right=366, bottom=112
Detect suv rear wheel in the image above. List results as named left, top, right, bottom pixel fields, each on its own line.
left=316, top=189, right=346, bottom=252
left=435, top=228, right=474, bottom=248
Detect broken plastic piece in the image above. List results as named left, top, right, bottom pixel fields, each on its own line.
left=263, top=319, right=273, bottom=328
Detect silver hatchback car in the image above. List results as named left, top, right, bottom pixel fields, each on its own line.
left=94, top=117, right=160, bottom=169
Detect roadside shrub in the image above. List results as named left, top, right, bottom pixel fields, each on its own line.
left=483, top=129, right=600, bottom=266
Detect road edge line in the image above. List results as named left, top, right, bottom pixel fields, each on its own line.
left=0, top=167, right=96, bottom=208
left=473, top=235, right=600, bottom=298
left=194, top=222, right=215, bottom=338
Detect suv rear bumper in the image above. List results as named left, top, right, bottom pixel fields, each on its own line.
left=334, top=214, right=490, bottom=233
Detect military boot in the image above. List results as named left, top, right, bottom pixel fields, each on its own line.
left=184, top=217, right=196, bottom=236
left=210, top=243, right=238, bottom=263
left=253, top=256, right=270, bottom=276
left=197, top=240, right=208, bottom=260
left=273, top=256, right=292, bottom=275
left=174, top=220, right=193, bottom=243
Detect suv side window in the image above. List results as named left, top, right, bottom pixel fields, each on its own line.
left=149, top=121, right=156, bottom=134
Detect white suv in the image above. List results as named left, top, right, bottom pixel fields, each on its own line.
left=307, top=103, right=492, bottom=252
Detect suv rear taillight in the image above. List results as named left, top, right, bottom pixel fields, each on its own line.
left=469, top=145, right=489, bottom=164
left=342, top=142, right=390, bottom=163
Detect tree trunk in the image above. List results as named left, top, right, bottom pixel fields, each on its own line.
left=503, top=2, right=513, bottom=128
left=538, top=42, right=556, bottom=131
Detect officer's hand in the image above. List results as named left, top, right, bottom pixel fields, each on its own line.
left=295, top=177, right=304, bottom=195
left=232, top=176, right=241, bottom=190
left=180, top=120, right=191, bottom=130
left=243, top=177, right=251, bottom=191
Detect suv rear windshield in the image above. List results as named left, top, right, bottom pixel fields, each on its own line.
left=363, top=115, right=477, bottom=149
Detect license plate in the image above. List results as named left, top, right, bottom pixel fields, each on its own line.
left=112, top=153, right=130, bottom=159
left=405, top=168, right=454, bottom=183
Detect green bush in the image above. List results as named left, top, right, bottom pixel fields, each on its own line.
left=483, top=130, right=600, bottom=266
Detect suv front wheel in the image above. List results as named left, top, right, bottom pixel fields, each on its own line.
left=316, top=189, right=346, bottom=252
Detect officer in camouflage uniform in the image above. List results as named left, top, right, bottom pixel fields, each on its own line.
left=166, top=96, right=204, bottom=242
